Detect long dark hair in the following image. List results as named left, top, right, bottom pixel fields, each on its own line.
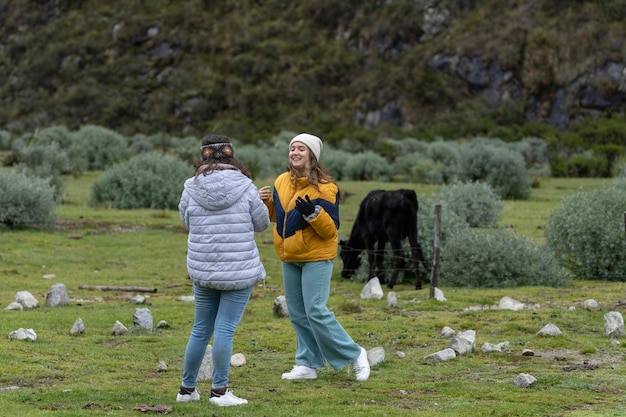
left=194, top=134, right=252, bottom=179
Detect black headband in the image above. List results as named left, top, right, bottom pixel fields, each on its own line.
left=200, top=143, right=235, bottom=160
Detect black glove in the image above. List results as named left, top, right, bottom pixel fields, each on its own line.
left=295, top=195, right=316, bottom=217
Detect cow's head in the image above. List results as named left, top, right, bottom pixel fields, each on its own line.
left=339, top=240, right=361, bottom=278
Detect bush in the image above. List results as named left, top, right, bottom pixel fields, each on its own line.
left=69, top=124, right=129, bottom=171
left=344, top=151, right=390, bottom=181
left=89, top=153, right=192, bottom=210
left=426, top=140, right=460, bottom=183
left=396, top=153, right=444, bottom=184
left=0, top=170, right=56, bottom=228
left=321, top=148, right=355, bottom=181
left=35, top=125, right=73, bottom=148
left=16, top=142, right=71, bottom=200
left=458, top=138, right=531, bottom=199
left=441, top=228, right=572, bottom=288
left=436, top=181, right=503, bottom=227
left=545, top=180, right=626, bottom=281
left=0, top=129, right=11, bottom=150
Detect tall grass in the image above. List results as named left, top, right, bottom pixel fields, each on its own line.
left=0, top=175, right=624, bottom=417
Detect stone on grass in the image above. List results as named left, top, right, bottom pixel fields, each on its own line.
left=537, top=323, right=562, bottom=336
left=156, top=360, right=168, bottom=372
left=360, top=277, right=383, bottom=300
left=424, top=348, right=456, bottom=362
left=498, top=296, right=525, bottom=311
left=8, top=328, right=37, bottom=341
left=448, top=330, right=476, bottom=354
left=112, top=321, right=129, bottom=336
left=16, top=291, right=39, bottom=309
left=4, top=302, right=23, bottom=311
left=396, top=351, right=405, bottom=358
left=156, top=320, right=169, bottom=329
left=583, top=299, right=600, bottom=311
left=514, top=373, right=537, bottom=388
left=521, top=349, right=535, bottom=356
left=132, top=308, right=153, bottom=331
left=604, top=311, right=625, bottom=338
left=440, top=326, right=456, bottom=338
left=482, top=341, right=511, bottom=353
left=387, top=292, right=398, bottom=308
left=46, top=283, right=68, bottom=307
left=130, top=295, right=147, bottom=305
left=177, top=295, right=194, bottom=302
left=433, top=287, right=446, bottom=302
left=367, top=347, right=385, bottom=366
left=231, top=353, right=246, bottom=367
left=70, top=318, right=85, bottom=335
left=273, top=295, right=289, bottom=317
left=198, top=345, right=213, bottom=381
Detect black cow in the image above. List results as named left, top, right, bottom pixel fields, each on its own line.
left=339, top=189, right=428, bottom=289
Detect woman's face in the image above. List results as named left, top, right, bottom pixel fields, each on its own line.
left=289, top=141, right=310, bottom=171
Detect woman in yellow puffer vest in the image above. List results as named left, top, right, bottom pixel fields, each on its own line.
left=260, top=133, right=370, bottom=382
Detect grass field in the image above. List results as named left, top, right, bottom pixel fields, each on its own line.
left=1, top=174, right=625, bottom=416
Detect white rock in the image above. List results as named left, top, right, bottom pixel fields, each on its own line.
left=4, top=302, right=23, bottom=311
left=230, top=353, right=246, bottom=367
left=387, top=291, right=398, bottom=308
left=604, top=311, right=625, bottom=338
left=440, top=326, right=456, bottom=338
left=537, top=323, right=562, bottom=336
left=8, top=328, right=37, bottom=341
left=367, top=347, right=385, bottom=366
left=433, top=287, right=446, bottom=301
left=424, top=348, right=456, bottom=362
left=360, top=277, right=383, bottom=300
left=16, top=291, right=39, bottom=309
left=498, top=296, right=525, bottom=311
left=583, top=299, right=600, bottom=311
left=514, top=373, right=537, bottom=388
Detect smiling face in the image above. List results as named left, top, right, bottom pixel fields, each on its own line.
left=289, top=141, right=310, bottom=172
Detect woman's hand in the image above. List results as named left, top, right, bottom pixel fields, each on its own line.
left=259, top=186, right=272, bottom=201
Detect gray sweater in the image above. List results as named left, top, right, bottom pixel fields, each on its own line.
left=179, top=167, right=269, bottom=290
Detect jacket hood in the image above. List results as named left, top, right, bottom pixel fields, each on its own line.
left=184, top=167, right=252, bottom=211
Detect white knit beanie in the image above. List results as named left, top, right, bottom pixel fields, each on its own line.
left=290, top=133, right=323, bottom=161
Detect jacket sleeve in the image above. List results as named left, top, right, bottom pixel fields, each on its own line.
left=305, top=185, right=339, bottom=240
left=250, top=186, right=270, bottom=232
left=178, top=188, right=190, bottom=231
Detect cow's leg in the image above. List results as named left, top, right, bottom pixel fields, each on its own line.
left=374, top=241, right=386, bottom=284
left=387, top=240, right=403, bottom=289
left=365, top=240, right=377, bottom=281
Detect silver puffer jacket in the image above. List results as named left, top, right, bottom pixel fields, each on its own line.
left=179, top=166, right=269, bottom=290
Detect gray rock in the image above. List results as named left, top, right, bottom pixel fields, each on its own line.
left=70, top=318, right=85, bottom=335
left=387, top=291, right=398, bottom=308
left=129, top=295, right=147, bottom=305
left=360, top=277, right=383, bottom=300
left=132, top=308, right=153, bottom=331
left=230, top=353, right=246, bottom=367
left=8, top=328, right=37, bottom=341
left=198, top=345, right=213, bottom=381
left=482, top=341, right=511, bottom=353
left=367, top=347, right=385, bottom=366
left=514, top=373, right=537, bottom=388
left=273, top=295, right=289, bottom=318
left=604, top=311, right=625, bottom=338
left=46, top=283, right=68, bottom=307
left=4, top=302, right=23, bottom=311
left=440, top=326, right=456, bottom=338
left=448, top=330, right=476, bottom=354
left=583, top=299, right=600, bottom=311
left=537, top=323, right=562, bottom=336
left=498, top=296, right=525, bottom=311
left=156, top=360, right=168, bottom=372
left=424, top=348, right=456, bottom=362
left=112, top=320, right=129, bottom=336
left=16, top=291, right=39, bottom=309
left=433, top=287, right=446, bottom=302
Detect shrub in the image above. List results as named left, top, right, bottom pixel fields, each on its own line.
left=426, top=140, right=460, bottom=183
left=458, top=138, right=531, bottom=199
left=545, top=180, right=626, bottom=281
left=0, top=170, right=56, bottom=228
left=69, top=124, right=129, bottom=171
left=321, top=148, right=355, bottom=181
left=441, top=228, right=572, bottom=288
left=435, top=181, right=503, bottom=227
left=16, top=142, right=71, bottom=200
left=0, top=129, right=11, bottom=150
left=89, top=153, right=192, bottom=210
left=344, top=151, right=390, bottom=181
left=395, top=153, right=444, bottom=184
left=35, top=125, right=73, bottom=148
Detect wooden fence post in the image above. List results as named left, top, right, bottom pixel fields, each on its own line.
left=430, top=204, right=442, bottom=299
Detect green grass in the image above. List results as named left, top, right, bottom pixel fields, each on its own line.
left=1, top=175, right=625, bottom=416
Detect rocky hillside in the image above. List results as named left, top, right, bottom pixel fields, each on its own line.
left=1, top=0, right=625, bottom=142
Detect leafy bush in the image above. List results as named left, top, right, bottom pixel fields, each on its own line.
left=458, top=138, right=531, bottom=199
left=545, top=180, right=626, bottom=281
left=395, top=152, right=444, bottom=184
left=321, top=148, right=356, bottom=181
left=441, top=228, right=572, bottom=288
left=426, top=140, right=460, bottom=183
left=89, top=153, right=192, bottom=209
left=69, top=124, right=129, bottom=171
left=35, top=125, right=73, bottom=148
left=344, top=151, right=390, bottom=181
left=436, top=182, right=503, bottom=227
left=0, top=170, right=56, bottom=228
left=0, top=129, right=11, bottom=150
left=16, top=142, right=71, bottom=200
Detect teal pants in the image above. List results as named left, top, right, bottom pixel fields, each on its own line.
left=282, top=260, right=361, bottom=370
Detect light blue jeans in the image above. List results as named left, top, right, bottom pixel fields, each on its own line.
left=181, top=283, right=252, bottom=390
left=282, top=260, right=361, bottom=370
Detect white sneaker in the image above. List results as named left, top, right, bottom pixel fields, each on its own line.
left=176, top=388, right=200, bottom=402
left=352, top=347, right=370, bottom=382
left=209, top=390, right=248, bottom=406
left=281, top=365, right=317, bottom=380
